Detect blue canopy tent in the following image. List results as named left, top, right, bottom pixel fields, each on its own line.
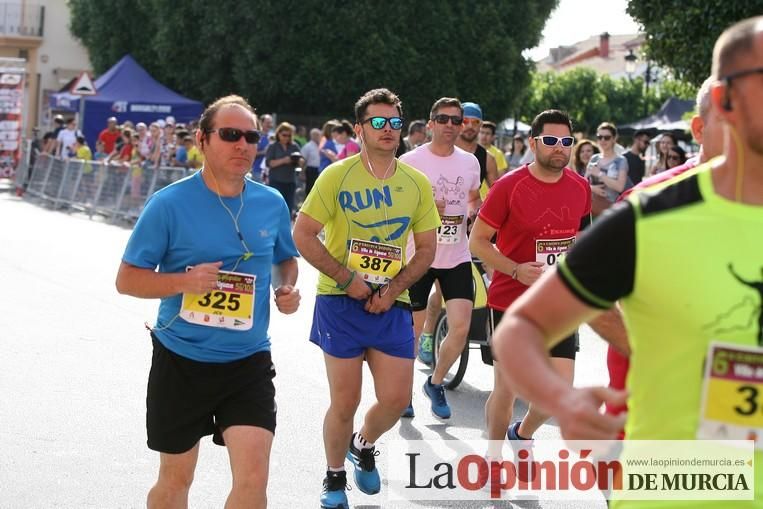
left=49, top=54, right=203, bottom=148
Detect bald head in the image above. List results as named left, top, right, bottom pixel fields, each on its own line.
left=712, top=16, right=763, bottom=79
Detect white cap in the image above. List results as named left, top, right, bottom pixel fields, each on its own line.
left=156, top=119, right=166, bottom=128
left=165, top=116, right=176, bottom=126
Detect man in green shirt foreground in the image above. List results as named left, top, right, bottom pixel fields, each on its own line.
left=492, top=15, right=763, bottom=509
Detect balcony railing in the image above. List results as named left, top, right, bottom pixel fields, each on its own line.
left=0, top=3, right=44, bottom=37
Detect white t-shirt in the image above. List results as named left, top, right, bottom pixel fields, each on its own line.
left=400, top=143, right=480, bottom=269
left=57, top=128, right=79, bottom=157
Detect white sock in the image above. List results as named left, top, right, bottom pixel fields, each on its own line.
left=327, top=465, right=345, bottom=473
left=353, top=432, right=374, bottom=450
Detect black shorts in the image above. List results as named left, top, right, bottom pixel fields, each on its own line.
left=409, top=261, right=474, bottom=311
left=146, top=335, right=277, bottom=454
left=484, top=308, right=579, bottom=365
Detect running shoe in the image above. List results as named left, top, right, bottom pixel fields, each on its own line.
left=417, top=333, right=434, bottom=365
left=507, top=421, right=536, bottom=482
left=320, top=470, right=349, bottom=509
left=423, top=375, right=451, bottom=419
left=346, top=433, right=381, bottom=495
left=401, top=400, right=415, bottom=418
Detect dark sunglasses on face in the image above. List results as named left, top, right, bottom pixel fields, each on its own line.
left=431, top=114, right=464, bottom=126
left=207, top=127, right=261, bottom=144
left=362, top=116, right=404, bottom=130
left=596, top=134, right=613, bottom=141
left=534, top=135, right=575, bottom=147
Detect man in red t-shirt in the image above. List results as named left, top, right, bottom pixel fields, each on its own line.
left=98, top=116, right=121, bottom=155
left=470, top=109, right=591, bottom=457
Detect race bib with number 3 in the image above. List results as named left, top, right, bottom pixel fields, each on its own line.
left=697, top=342, right=763, bottom=450
left=347, top=238, right=402, bottom=285
left=180, top=269, right=255, bottom=331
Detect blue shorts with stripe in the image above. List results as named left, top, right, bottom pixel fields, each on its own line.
left=309, top=295, right=415, bottom=359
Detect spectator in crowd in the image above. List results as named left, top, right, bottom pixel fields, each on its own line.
left=98, top=117, right=121, bottom=154
left=147, top=122, right=162, bottom=168
left=172, top=130, right=190, bottom=167
left=93, top=140, right=108, bottom=161
left=72, top=135, right=92, bottom=161
left=128, top=132, right=145, bottom=208
left=56, top=118, right=79, bottom=157
left=572, top=138, right=599, bottom=176
left=479, top=121, right=509, bottom=176
left=318, top=119, right=340, bottom=172
left=52, top=114, right=65, bottom=138
left=252, top=114, right=274, bottom=182
left=666, top=145, right=687, bottom=170
left=186, top=134, right=204, bottom=169
left=403, top=120, right=427, bottom=152
left=41, top=131, right=57, bottom=154
left=335, top=120, right=360, bottom=159
left=295, top=125, right=308, bottom=147
left=300, top=128, right=321, bottom=197
left=649, top=132, right=677, bottom=175
left=266, top=122, right=304, bottom=216
left=505, top=134, right=527, bottom=172
left=623, top=129, right=650, bottom=184
left=113, top=129, right=134, bottom=164
left=585, top=122, right=629, bottom=215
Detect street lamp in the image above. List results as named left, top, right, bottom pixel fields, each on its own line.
left=624, top=49, right=637, bottom=78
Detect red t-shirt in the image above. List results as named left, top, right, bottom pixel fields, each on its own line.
left=118, top=143, right=133, bottom=161
left=98, top=129, right=121, bottom=154
left=618, top=156, right=699, bottom=201
left=478, top=165, right=591, bottom=311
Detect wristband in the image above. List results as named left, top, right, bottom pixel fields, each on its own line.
left=511, top=265, right=518, bottom=280
left=336, top=271, right=355, bottom=290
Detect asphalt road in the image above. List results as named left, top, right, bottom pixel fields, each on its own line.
left=0, top=188, right=609, bottom=508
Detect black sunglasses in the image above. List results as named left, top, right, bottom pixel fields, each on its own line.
left=722, top=67, right=763, bottom=84
left=207, top=127, right=261, bottom=144
left=431, top=114, right=463, bottom=126
left=361, top=116, right=404, bottom=130
left=596, top=134, right=613, bottom=141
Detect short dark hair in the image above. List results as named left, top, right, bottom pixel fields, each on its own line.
left=354, top=88, right=403, bottom=124
left=199, top=95, right=258, bottom=142
left=713, top=16, right=763, bottom=78
left=430, top=97, right=462, bottom=119
left=634, top=129, right=650, bottom=138
left=75, top=135, right=86, bottom=145
left=530, top=110, right=572, bottom=137
left=408, top=120, right=427, bottom=135
left=481, top=121, right=497, bottom=135
left=597, top=122, right=618, bottom=137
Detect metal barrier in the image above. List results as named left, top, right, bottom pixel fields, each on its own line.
left=20, top=152, right=305, bottom=224
left=21, top=152, right=196, bottom=223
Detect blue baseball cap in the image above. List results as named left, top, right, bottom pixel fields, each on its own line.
left=462, top=102, right=482, bottom=120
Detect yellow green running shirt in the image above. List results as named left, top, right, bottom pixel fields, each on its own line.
left=558, top=163, right=763, bottom=508
left=300, top=154, right=441, bottom=303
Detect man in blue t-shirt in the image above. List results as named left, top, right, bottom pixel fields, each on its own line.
left=252, top=113, right=273, bottom=182
left=116, top=95, right=300, bottom=508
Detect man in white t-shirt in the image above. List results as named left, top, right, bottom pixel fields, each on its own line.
left=56, top=118, right=80, bottom=157
left=400, top=97, right=481, bottom=419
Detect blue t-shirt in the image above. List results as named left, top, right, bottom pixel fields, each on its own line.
left=319, top=139, right=337, bottom=172
left=122, top=170, right=298, bottom=362
left=174, top=145, right=188, bottom=164
left=252, top=136, right=270, bottom=176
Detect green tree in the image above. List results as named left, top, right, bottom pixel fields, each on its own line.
left=626, top=0, right=763, bottom=86
left=68, top=0, right=557, bottom=120
left=519, top=68, right=696, bottom=135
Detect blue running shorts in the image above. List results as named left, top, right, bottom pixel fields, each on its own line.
left=309, top=295, right=415, bottom=359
